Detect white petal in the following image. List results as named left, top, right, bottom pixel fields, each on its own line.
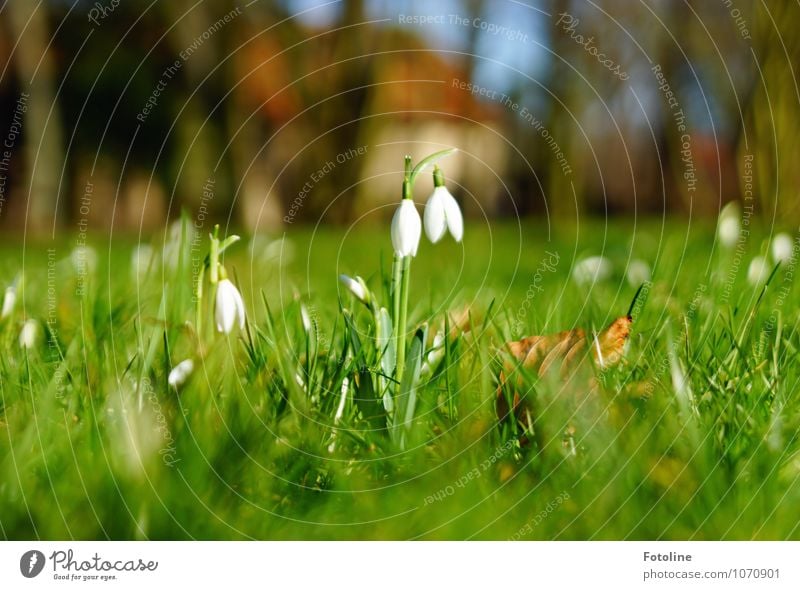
left=442, top=189, right=463, bottom=242
left=392, top=199, right=421, bottom=257
left=300, top=305, right=312, bottom=332
left=215, top=279, right=239, bottom=333
left=19, top=319, right=38, bottom=349
left=233, top=284, right=246, bottom=329
left=771, top=233, right=794, bottom=264
left=626, top=259, right=651, bottom=286
left=423, top=189, right=447, bottom=243
left=572, top=256, right=612, bottom=285
left=339, top=274, right=367, bottom=302
left=717, top=202, right=741, bottom=248
left=747, top=256, right=769, bottom=286
left=168, top=359, right=194, bottom=388
left=1, top=286, right=16, bottom=319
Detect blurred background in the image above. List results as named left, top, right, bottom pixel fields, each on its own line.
left=0, top=0, right=795, bottom=234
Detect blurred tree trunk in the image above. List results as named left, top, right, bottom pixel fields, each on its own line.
left=743, top=1, right=800, bottom=218
left=547, top=0, right=579, bottom=218
left=161, top=1, right=233, bottom=216
left=5, top=0, right=65, bottom=231
left=317, top=0, right=375, bottom=224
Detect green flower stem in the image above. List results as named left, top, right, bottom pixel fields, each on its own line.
left=396, top=254, right=411, bottom=391
left=195, top=263, right=206, bottom=338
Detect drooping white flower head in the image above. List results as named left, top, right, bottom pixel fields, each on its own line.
left=771, top=232, right=794, bottom=264
left=572, top=256, right=613, bottom=286
left=300, top=304, right=312, bottom=333
left=391, top=198, right=421, bottom=257
left=215, top=278, right=246, bottom=333
left=423, top=167, right=463, bottom=244
left=1, top=285, right=16, bottom=319
left=19, top=319, right=39, bottom=349
left=421, top=331, right=446, bottom=376
left=71, top=245, right=98, bottom=275
left=747, top=256, right=770, bottom=286
left=168, top=359, right=194, bottom=388
left=626, top=259, right=651, bottom=287
left=717, top=202, right=741, bottom=249
left=131, top=244, right=155, bottom=282
left=339, top=274, right=370, bottom=305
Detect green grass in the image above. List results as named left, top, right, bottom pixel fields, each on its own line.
left=1, top=217, right=799, bottom=540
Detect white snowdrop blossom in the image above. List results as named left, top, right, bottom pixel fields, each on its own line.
left=168, top=359, right=194, bottom=388
left=626, top=259, right=651, bottom=287
left=771, top=233, right=794, bottom=264
left=717, top=202, right=741, bottom=249
left=71, top=245, right=98, bottom=275
left=19, top=319, right=39, bottom=349
left=339, top=274, right=370, bottom=305
left=215, top=278, right=246, bottom=333
left=421, top=331, right=446, bottom=376
left=747, top=256, right=770, bottom=286
left=300, top=304, right=312, bottom=333
left=572, top=256, right=613, bottom=286
left=131, top=244, right=155, bottom=281
left=391, top=199, right=421, bottom=257
left=1, top=285, right=16, bottom=319
left=423, top=186, right=463, bottom=244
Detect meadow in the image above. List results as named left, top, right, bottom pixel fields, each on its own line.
left=1, top=216, right=798, bottom=540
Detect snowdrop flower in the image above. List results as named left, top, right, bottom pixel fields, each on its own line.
left=771, top=233, right=794, bottom=264
left=328, top=378, right=351, bottom=454
left=391, top=199, right=421, bottom=257
left=300, top=304, right=312, bottom=333
left=747, top=256, right=770, bottom=286
left=168, top=359, right=194, bottom=388
left=421, top=331, right=446, bottom=376
left=572, top=256, right=612, bottom=286
left=215, top=278, right=246, bottom=333
left=717, top=202, right=740, bottom=248
left=71, top=245, right=98, bottom=275
left=339, top=274, right=370, bottom=305
left=19, top=319, right=39, bottom=349
left=626, top=259, right=651, bottom=287
left=1, top=285, right=16, bottom=319
left=131, top=244, right=155, bottom=281
left=423, top=167, right=463, bottom=243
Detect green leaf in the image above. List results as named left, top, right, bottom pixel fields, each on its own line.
left=354, top=367, right=386, bottom=432
left=409, top=148, right=457, bottom=186
left=392, top=326, right=427, bottom=448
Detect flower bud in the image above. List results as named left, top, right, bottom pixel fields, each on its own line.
left=391, top=199, right=422, bottom=257
left=215, top=278, right=246, bottom=333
